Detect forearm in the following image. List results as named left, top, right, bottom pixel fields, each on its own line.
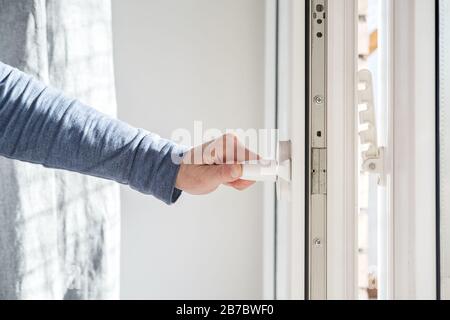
left=0, top=61, right=187, bottom=204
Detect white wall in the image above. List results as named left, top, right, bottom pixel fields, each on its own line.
left=111, top=0, right=265, bottom=299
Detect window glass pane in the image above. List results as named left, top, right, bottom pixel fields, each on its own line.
left=357, top=0, right=390, bottom=300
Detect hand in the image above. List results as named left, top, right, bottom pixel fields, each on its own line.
left=175, top=134, right=259, bottom=195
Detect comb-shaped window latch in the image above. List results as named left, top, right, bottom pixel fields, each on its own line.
left=358, top=69, right=385, bottom=186
left=241, top=140, right=292, bottom=201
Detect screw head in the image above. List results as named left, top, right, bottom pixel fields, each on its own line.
left=313, top=238, right=322, bottom=247
left=369, top=163, right=376, bottom=171
left=314, top=95, right=324, bottom=105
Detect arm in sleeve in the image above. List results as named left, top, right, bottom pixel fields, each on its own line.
left=0, top=61, right=188, bottom=204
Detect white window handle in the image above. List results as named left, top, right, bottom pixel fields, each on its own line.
left=240, top=141, right=292, bottom=183
left=241, top=159, right=291, bottom=182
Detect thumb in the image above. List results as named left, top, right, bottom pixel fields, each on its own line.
left=209, top=164, right=242, bottom=184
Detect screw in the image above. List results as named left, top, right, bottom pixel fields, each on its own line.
left=369, top=163, right=376, bottom=171
left=314, top=95, right=324, bottom=105
left=313, top=238, right=322, bottom=247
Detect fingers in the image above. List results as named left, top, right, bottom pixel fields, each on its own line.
left=176, top=162, right=255, bottom=195
left=226, top=179, right=255, bottom=191
left=204, top=163, right=242, bottom=186
left=183, top=134, right=260, bottom=165
left=209, top=164, right=255, bottom=191
left=210, top=164, right=256, bottom=191
left=231, top=135, right=260, bottom=163
left=220, top=133, right=259, bottom=163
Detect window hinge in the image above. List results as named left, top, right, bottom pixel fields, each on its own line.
left=358, top=69, right=385, bottom=186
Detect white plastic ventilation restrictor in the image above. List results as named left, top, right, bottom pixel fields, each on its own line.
left=358, top=69, right=385, bottom=185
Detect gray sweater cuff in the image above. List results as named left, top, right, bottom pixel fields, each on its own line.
left=128, top=135, right=190, bottom=205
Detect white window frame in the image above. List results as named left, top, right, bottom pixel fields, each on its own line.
left=392, top=0, right=437, bottom=300
left=264, top=0, right=437, bottom=300
left=263, top=0, right=307, bottom=300
left=326, top=0, right=437, bottom=300
left=439, top=0, right=450, bottom=300
left=326, top=0, right=358, bottom=300
left=262, top=0, right=277, bottom=300
left=271, top=0, right=307, bottom=300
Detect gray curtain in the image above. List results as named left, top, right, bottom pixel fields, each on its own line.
left=0, top=0, right=120, bottom=299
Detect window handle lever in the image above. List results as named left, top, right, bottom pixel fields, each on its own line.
left=241, top=159, right=291, bottom=182
left=241, top=140, right=292, bottom=183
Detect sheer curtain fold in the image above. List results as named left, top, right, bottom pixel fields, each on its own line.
left=0, top=0, right=120, bottom=299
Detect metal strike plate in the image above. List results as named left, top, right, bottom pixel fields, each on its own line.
left=309, top=0, right=328, bottom=300
left=311, top=148, right=326, bottom=195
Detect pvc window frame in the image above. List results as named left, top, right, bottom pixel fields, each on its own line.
left=265, top=0, right=437, bottom=300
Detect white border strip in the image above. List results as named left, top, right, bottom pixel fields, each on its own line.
left=439, top=0, right=450, bottom=301
left=326, top=0, right=358, bottom=300
left=393, top=0, right=436, bottom=300
left=274, top=0, right=306, bottom=300
left=262, top=0, right=277, bottom=300
left=287, top=0, right=307, bottom=299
